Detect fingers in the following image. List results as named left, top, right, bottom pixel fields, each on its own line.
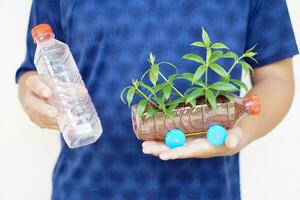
left=159, top=146, right=193, bottom=160
left=24, top=91, right=59, bottom=130
left=22, top=74, right=59, bottom=130
left=225, top=126, right=243, bottom=149
left=142, top=141, right=169, bottom=156
left=25, top=75, right=52, bottom=98
left=27, top=93, right=57, bottom=118
left=159, top=138, right=228, bottom=160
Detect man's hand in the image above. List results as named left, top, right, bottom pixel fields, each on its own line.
left=142, top=126, right=250, bottom=160
left=18, top=71, right=59, bottom=130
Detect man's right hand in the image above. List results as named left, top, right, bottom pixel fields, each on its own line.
left=18, top=71, right=59, bottom=130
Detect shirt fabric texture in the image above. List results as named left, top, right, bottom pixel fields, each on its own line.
left=16, top=0, right=298, bottom=200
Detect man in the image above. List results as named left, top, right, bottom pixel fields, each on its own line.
left=16, top=0, right=298, bottom=199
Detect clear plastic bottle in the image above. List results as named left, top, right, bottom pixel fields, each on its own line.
left=32, top=24, right=102, bottom=148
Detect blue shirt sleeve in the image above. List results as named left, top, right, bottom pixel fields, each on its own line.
left=246, top=0, right=299, bottom=68
left=15, top=0, right=64, bottom=83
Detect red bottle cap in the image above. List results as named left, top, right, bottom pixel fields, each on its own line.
left=245, top=95, right=261, bottom=115
left=31, top=24, right=53, bottom=41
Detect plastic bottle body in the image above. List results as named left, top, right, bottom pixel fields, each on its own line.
left=131, top=95, right=255, bottom=141
left=34, top=36, right=102, bottom=148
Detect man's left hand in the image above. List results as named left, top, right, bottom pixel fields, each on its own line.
left=142, top=126, right=251, bottom=160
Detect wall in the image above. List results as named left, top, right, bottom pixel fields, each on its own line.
left=0, top=1, right=60, bottom=199
left=0, top=0, right=299, bottom=199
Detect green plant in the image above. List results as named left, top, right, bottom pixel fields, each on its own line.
left=120, top=53, right=185, bottom=119
left=182, top=28, right=257, bottom=109
left=120, top=28, right=257, bottom=118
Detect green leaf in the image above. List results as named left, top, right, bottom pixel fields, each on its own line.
left=138, top=82, right=156, bottom=95
left=183, top=93, right=196, bottom=107
left=120, top=86, right=131, bottom=104
left=244, top=52, right=257, bottom=58
left=149, top=53, right=155, bottom=65
left=166, top=98, right=184, bottom=106
left=146, top=108, right=159, bottom=119
left=137, top=99, right=148, bottom=118
left=182, top=53, right=205, bottom=64
left=190, top=41, right=206, bottom=48
left=126, top=87, right=136, bottom=106
left=162, top=85, right=172, bottom=99
left=178, top=73, right=194, bottom=82
left=168, top=74, right=177, bottom=82
left=168, top=103, right=180, bottom=111
left=193, top=65, right=206, bottom=84
left=206, top=48, right=212, bottom=63
left=167, top=100, right=182, bottom=111
left=149, top=64, right=159, bottom=85
left=230, top=79, right=248, bottom=91
left=165, top=108, right=174, bottom=119
left=189, top=99, right=196, bottom=108
left=153, top=82, right=169, bottom=93
left=245, top=44, right=257, bottom=53
left=155, top=93, right=166, bottom=111
left=209, top=81, right=239, bottom=91
left=202, top=27, right=211, bottom=46
left=195, top=79, right=205, bottom=86
left=132, top=79, right=139, bottom=87
left=209, top=51, right=223, bottom=64
left=210, top=63, right=228, bottom=78
left=184, top=87, right=198, bottom=95
left=211, top=43, right=229, bottom=50
left=178, top=73, right=204, bottom=86
left=186, top=88, right=204, bottom=103
left=205, top=89, right=217, bottom=110
left=219, top=92, right=234, bottom=101
left=223, top=51, right=238, bottom=60
left=239, top=61, right=254, bottom=77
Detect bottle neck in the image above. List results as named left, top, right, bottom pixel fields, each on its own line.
left=34, top=33, right=55, bottom=44
left=243, top=99, right=251, bottom=114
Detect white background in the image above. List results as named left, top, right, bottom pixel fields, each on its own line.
left=0, top=0, right=299, bottom=199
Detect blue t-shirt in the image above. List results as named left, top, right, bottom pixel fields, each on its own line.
left=16, top=1, right=298, bottom=200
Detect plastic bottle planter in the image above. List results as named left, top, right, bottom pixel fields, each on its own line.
left=131, top=95, right=260, bottom=148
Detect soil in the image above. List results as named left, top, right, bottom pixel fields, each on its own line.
left=176, top=95, right=230, bottom=109
left=147, top=95, right=230, bottom=110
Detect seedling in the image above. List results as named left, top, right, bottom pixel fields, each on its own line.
left=121, top=28, right=257, bottom=117
left=181, top=28, right=257, bottom=110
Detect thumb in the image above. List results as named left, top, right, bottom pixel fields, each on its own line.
left=225, top=126, right=243, bottom=149
left=25, top=75, right=52, bottom=98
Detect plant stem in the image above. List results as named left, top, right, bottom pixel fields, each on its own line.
left=140, top=69, right=151, bottom=81
left=227, top=56, right=243, bottom=75
left=205, top=64, right=208, bottom=87
left=205, top=47, right=210, bottom=88
left=135, top=86, right=159, bottom=108
left=158, top=62, right=179, bottom=74
left=158, top=72, right=184, bottom=98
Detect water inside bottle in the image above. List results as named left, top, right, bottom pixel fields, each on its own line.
left=34, top=37, right=102, bottom=148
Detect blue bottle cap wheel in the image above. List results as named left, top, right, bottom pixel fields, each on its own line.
left=165, top=129, right=186, bottom=149
left=207, top=125, right=227, bottom=146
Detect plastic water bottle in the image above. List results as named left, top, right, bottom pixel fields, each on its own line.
left=31, top=24, right=102, bottom=148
